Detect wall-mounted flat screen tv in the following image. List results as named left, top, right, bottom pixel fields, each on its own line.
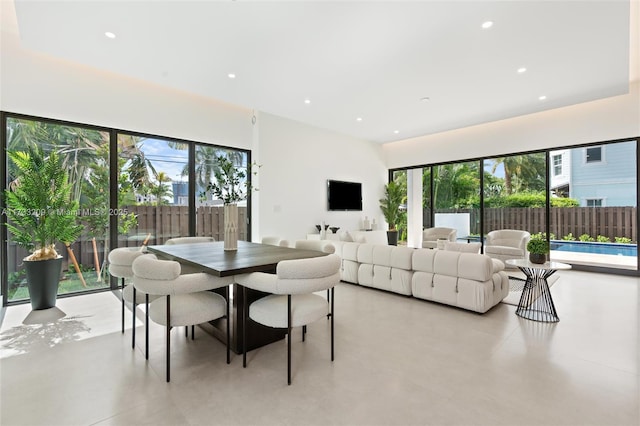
left=327, top=180, right=362, bottom=211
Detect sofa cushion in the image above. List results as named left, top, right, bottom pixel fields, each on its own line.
left=412, top=248, right=437, bottom=273
left=485, top=245, right=524, bottom=256
left=444, top=242, right=481, bottom=253
left=457, top=253, right=492, bottom=282
left=357, top=244, right=376, bottom=264
left=341, top=242, right=360, bottom=261
left=350, top=230, right=388, bottom=245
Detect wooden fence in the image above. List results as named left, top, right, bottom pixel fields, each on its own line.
left=6, top=205, right=248, bottom=274
left=436, top=207, right=636, bottom=240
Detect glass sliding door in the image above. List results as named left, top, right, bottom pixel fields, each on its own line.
left=433, top=161, right=480, bottom=242
left=117, top=134, right=189, bottom=248
left=5, top=117, right=110, bottom=303
left=483, top=153, right=547, bottom=244
left=549, top=141, right=637, bottom=270
left=390, top=170, right=408, bottom=244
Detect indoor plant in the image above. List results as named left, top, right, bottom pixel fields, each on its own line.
left=527, top=233, right=550, bottom=264
left=203, top=153, right=258, bottom=251
left=379, top=181, right=404, bottom=245
left=4, top=147, right=83, bottom=309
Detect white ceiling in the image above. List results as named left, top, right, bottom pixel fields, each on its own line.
left=10, top=1, right=633, bottom=143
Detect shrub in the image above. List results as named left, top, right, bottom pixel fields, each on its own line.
left=550, top=197, right=579, bottom=207
left=596, top=235, right=610, bottom=243
left=531, top=231, right=555, bottom=240
left=614, top=237, right=633, bottom=244
left=579, top=234, right=595, bottom=242
left=562, top=233, right=576, bottom=241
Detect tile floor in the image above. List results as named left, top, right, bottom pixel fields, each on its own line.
left=0, top=270, right=638, bottom=426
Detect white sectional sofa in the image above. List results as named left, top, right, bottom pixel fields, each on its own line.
left=327, top=240, right=509, bottom=313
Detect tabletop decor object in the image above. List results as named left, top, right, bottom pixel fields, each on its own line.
left=527, top=233, right=549, bottom=264
left=203, top=154, right=259, bottom=251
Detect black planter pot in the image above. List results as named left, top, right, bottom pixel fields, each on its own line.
left=387, top=230, right=398, bottom=246
left=529, top=253, right=547, bottom=264
left=24, top=257, right=63, bottom=310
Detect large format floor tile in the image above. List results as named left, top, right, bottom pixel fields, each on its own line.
left=1, top=270, right=638, bottom=425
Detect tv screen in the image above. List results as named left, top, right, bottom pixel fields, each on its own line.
left=327, top=180, right=362, bottom=211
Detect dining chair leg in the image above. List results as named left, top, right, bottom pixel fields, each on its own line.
left=302, top=325, right=306, bottom=342
left=166, top=295, right=171, bottom=383
left=242, top=286, right=247, bottom=368
left=185, top=326, right=188, bottom=338
left=132, top=286, right=136, bottom=349
left=226, top=285, right=230, bottom=364
left=287, top=294, right=292, bottom=386
left=145, top=294, right=149, bottom=360
left=326, top=289, right=331, bottom=319
left=121, top=278, right=125, bottom=333
left=191, top=325, right=195, bottom=340
left=331, top=287, right=335, bottom=362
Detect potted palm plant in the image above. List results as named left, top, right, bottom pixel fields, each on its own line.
left=4, top=147, right=83, bottom=309
left=527, top=233, right=550, bottom=264
left=379, top=181, right=404, bottom=245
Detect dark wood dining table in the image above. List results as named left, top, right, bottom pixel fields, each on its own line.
left=146, top=241, right=327, bottom=354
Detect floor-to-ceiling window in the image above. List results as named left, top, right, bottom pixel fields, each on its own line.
left=432, top=161, right=481, bottom=242
left=392, top=137, right=639, bottom=274
left=1, top=112, right=251, bottom=306
left=117, top=134, right=190, bottom=248
left=483, top=152, right=546, bottom=238
left=549, top=141, right=637, bottom=270
left=4, top=116, right=111, bottom=304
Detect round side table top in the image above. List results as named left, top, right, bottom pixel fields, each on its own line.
left=506, top=258, right=572, bottom=271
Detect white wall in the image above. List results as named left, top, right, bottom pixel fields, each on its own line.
left=0, top=22, right=253, bottom=148
left=254, top=112, right=386, bottom=243
left=384, top=82, right=640, bottom=169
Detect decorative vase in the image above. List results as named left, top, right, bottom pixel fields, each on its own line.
left=24, top=256, right=63, bottom=310
left=223, top=203, right=239, bottom=251
left=529, top=253, right=546, bottom=264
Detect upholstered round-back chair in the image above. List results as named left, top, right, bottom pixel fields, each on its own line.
left=165, top=236, right=215, bottom=245
left=422, top=227, right=457, bottom=249
left=484, top=229, right=531, bottom=268
left=235, top=254, right=341, bottom=385
left=132, top=254, right=234, bottom=382
left=261, top=236, right=290, bottom=247
left=108, top=246, right=156, bottom=352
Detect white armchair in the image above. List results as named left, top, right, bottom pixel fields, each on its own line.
left=422, top=227, right=457, bottom=249
left=484, top=229, right=531, bottom=267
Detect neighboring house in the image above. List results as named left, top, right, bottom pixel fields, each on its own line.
left=550, top=141, right=637, bottom=207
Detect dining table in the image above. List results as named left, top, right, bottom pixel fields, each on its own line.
left=146, top=240, right=328, bottom=353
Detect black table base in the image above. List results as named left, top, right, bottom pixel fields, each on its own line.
left=515, top=267, right=559, bottom=323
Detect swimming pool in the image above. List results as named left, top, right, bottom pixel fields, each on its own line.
left=550, top=241, right=637, bottom=257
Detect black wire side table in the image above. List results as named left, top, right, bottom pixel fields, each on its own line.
left=505, top=259, right=571, bottom=323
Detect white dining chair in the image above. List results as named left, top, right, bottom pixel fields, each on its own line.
left=132, top=254, right=234, bottom=382
left=235, top=254, right=341, bottom=384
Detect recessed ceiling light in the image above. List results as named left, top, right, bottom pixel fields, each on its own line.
left=393, top=130, right=400, bottom=134
left=356, top=117, right=363, bottom=122
left=227, top=73, right=236, bottom=79
left=539, top=95, right=547, bottom=101
left=304, top=99, right=311, bottom=104
left=481, top=21, right=493, bottom=29
left=420, top=97, right=430, bottom=102
left=517, top=67, right=527, bottom=73
left=104, top=31, right=116, bottom=39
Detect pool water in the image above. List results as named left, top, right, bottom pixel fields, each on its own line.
left=550, top=241, right=637, bottom=257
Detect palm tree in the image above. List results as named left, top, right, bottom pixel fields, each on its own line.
left=490, top=154, right=545, bottom=195
left=150, top=171, right=173, bottom=206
